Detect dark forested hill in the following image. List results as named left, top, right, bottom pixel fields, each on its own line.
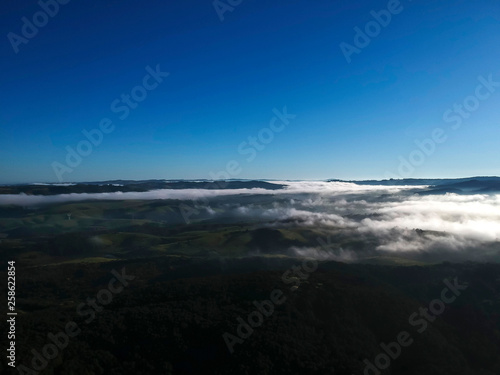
left=2, top=258, right=499, bottom=375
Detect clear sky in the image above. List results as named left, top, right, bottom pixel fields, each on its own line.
left=0, top=0, right=499, bottom=183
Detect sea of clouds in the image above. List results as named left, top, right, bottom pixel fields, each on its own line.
left=1, top=181, right=499, bottom=262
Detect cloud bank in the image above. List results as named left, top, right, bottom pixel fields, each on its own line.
left=1, top=181, right=499, bottom=262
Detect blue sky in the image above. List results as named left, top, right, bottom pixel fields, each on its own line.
left=0, top=0, right=499, bottom=183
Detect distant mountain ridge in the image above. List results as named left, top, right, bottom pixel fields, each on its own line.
left=329, top=176, right=500, bottom=186
left=329, top=176, right=500, bottom=195
left=0, top=180, right=286, bottom=196
left=1, top=177, right=500, bottom=196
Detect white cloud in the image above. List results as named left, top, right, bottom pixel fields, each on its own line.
left=1, top=181, right=499, bottom=260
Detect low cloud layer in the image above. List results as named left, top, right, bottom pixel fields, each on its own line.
left=0, top=187, right=276, bottom=206
left=0, top=181, right=421, bottom=207
left=1, top=181, right=499, bottom=262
